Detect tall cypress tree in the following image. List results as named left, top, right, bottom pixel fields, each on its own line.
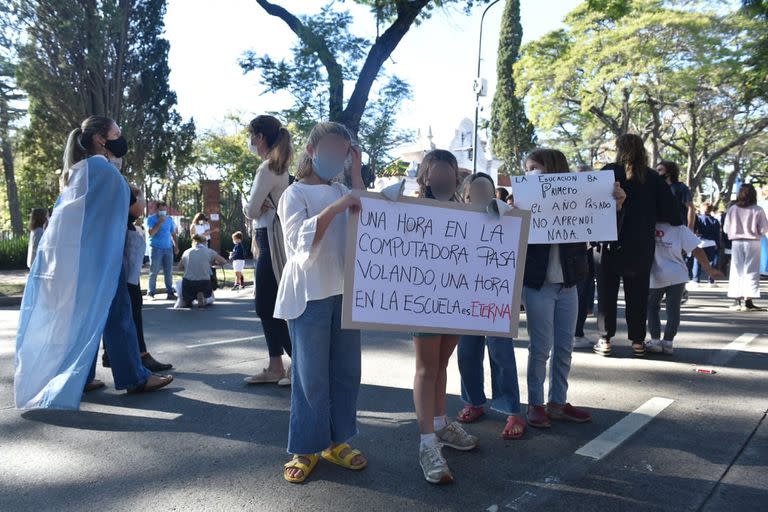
left=490, top=0, right=535, bottom=174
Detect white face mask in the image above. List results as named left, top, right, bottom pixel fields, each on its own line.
left=525, top=169, right=542, bottom=176
left=247, top=141, right=259, bottom=155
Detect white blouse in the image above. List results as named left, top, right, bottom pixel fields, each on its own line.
left=245, top=160, right=290, bottom=229
left=274, top=181, right=349, bottom=320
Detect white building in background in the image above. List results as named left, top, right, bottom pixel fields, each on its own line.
left=373, top=118, right=505, bottom=195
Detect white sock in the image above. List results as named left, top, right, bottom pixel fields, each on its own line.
left=433, top=415, right=448, bottom=431
left=420, top=433, right=438, bottom=449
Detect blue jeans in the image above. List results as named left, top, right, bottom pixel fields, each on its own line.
left=457, top=336, right=521, bottom=415
left=522, top=283, right=578, bottom=406
left=287, top=295, right=361, bottom=455
left=148, top=246, right=174, bottom=295
left=88, top=268, right=151, bottom=389
left=693, top=246, right=718, bottom=283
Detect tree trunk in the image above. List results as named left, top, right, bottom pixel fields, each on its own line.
left=0, top=98, right=23, bottom=236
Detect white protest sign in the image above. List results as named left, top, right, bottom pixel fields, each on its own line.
left=342, top=192, right=530, bottom=337
left=511, top=171, right=617, bottom=244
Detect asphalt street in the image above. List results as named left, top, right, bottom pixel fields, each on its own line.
left=0, top=284, right=766, bottom=512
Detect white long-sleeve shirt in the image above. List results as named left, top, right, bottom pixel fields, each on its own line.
left=245, top=160, right=290, bottom=229
left=274, top=181, right=349, bottom=320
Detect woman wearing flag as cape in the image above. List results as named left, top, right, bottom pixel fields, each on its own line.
left=14, top=116, right=174, bottom=410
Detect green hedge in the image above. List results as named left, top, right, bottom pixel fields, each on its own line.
left=0, top=235, right=29, bottom=270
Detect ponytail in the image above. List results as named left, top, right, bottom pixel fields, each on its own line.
left=267, top=126, right=293, bottom=175
left=62, top=127, right=86, bottom=187
left=61, top=115, right=115, bottom=186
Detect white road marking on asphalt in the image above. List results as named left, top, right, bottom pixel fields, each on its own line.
left=185, top=335, right=264, bottom=349
left=79, top=402, right=181, bottom=420
left=575, top=397, right=674, bottom=460
left=709, top=333, right=759, bottom=367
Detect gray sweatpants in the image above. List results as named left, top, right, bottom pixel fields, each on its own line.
left=647, top=283, right=686, bottom=341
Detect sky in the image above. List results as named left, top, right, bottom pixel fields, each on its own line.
left=164, top=0, right=583, bottom=147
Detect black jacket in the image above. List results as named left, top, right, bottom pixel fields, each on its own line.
left=523, top=242, right=588, bottom=290
left=598, top=164, right=682, bottom=271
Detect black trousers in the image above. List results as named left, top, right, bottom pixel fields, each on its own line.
left=127, top=283, right=147, bottom=354
left=575, top=247, right=596, bottom=337
left=255, top=228, right=292, bottom=358
left=593, top=247, right=652, bottom=343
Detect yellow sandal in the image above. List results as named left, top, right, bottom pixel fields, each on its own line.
left=283, top=454, right=319, bottom=483
left=321, top=443, right=368, bottom=471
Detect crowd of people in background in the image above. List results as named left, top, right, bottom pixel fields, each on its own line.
left=15, top=114, right=768, bottom=488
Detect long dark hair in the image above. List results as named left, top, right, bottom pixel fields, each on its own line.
left=736, top=183, right=757, bottom=208
left=62, top=116, right=115, bottom=185
left=416, top=149, right=461, bottom=199
left=249, top=115, right=293, bottom=175
left=28, top=208, right=48, bottom=231
left=615, top=134, right=648, bottom=183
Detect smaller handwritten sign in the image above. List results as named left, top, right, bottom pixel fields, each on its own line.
left=342, top=192, right=530, bottom=337
left=511, top=171, right=617, bottom=244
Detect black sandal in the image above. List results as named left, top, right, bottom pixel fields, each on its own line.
left=632, top=342, right=646, bottom=357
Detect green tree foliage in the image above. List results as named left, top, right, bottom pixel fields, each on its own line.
left=241, top=0, right=491, bottom=139
left=489, top=0, right=535, bottom=174
left=194, top=115, right=263, bottom=197
left=515, top=0, right=768, bottom=196
left=12, top=0, right=195, bottom=212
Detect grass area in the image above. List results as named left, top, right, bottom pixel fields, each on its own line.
left=0, top=282, right=26, bottom=297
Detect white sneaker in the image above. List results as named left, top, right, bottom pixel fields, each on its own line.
left=662, top=340, right=674, bottom=354
left=419, top=443, right=453, bottom=484
left=435, top=421, right=478, bottom=451
left=708, top=282, right=719, bottom=288
left=646, top=339, right=663, bottom=353
left=278, top=365, right=292, bottom=387
left=573, top=336, right=594, bottom=349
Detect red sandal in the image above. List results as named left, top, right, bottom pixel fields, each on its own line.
left=456, top=405, right=486, bottom=423
left=502, top=414, right=527, bottom=440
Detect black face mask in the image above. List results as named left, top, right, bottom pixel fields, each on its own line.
left=104, top=136, right=128, bottom=158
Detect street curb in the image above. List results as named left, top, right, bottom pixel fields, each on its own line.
left=0, top=296, right=22, bottom=307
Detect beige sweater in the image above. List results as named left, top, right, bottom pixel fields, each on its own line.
left=245, top=160, right=290, bottom=229
left=724, top=204, right=768, bottom=240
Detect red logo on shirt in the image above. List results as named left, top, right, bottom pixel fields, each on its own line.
left=655, top=229, right=665, bottom=238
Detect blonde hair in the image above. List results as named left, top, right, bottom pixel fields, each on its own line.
left=525, top=148, right=570, bottom=174
left=295, top=122, right=353, bottom=181
left=62, top=116, right=115, bottom=186
left=416, top=149, right=461, bottom=200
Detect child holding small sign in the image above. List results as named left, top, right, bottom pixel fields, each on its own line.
left=273, top=122, right=367, bottom=484
left=412, top=150, right=479, bottom=485
left=456, top=172, right=526, bottom=441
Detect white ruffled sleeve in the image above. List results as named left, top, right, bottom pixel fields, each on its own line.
left=278, top=187, right=322, bottom=269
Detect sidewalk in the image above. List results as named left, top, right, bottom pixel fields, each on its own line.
left=0, top=259, right=255, bottom=307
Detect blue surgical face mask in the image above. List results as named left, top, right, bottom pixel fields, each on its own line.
left=312, top=153, right=345, bottom=182
left=159, top=210, right=167, bottom=216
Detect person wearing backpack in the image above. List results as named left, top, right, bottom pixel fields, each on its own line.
left=244, top=115, right=294, bottom=386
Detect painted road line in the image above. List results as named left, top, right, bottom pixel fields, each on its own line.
left=185, top=335, right=265, bottom=349
left=79, top=403, right=181, bottom=420
left=709, top=333, right=759, bottom=367
left=575, top=397, right=674, bottom=460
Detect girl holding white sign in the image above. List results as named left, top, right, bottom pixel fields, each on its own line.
left=518, top=149, right=625, bottom=429
left=412, top=150, right=479, bottom=485
left=456, top=172, right=526, bottom=441
left=274, top=122, right=366, bottom=483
